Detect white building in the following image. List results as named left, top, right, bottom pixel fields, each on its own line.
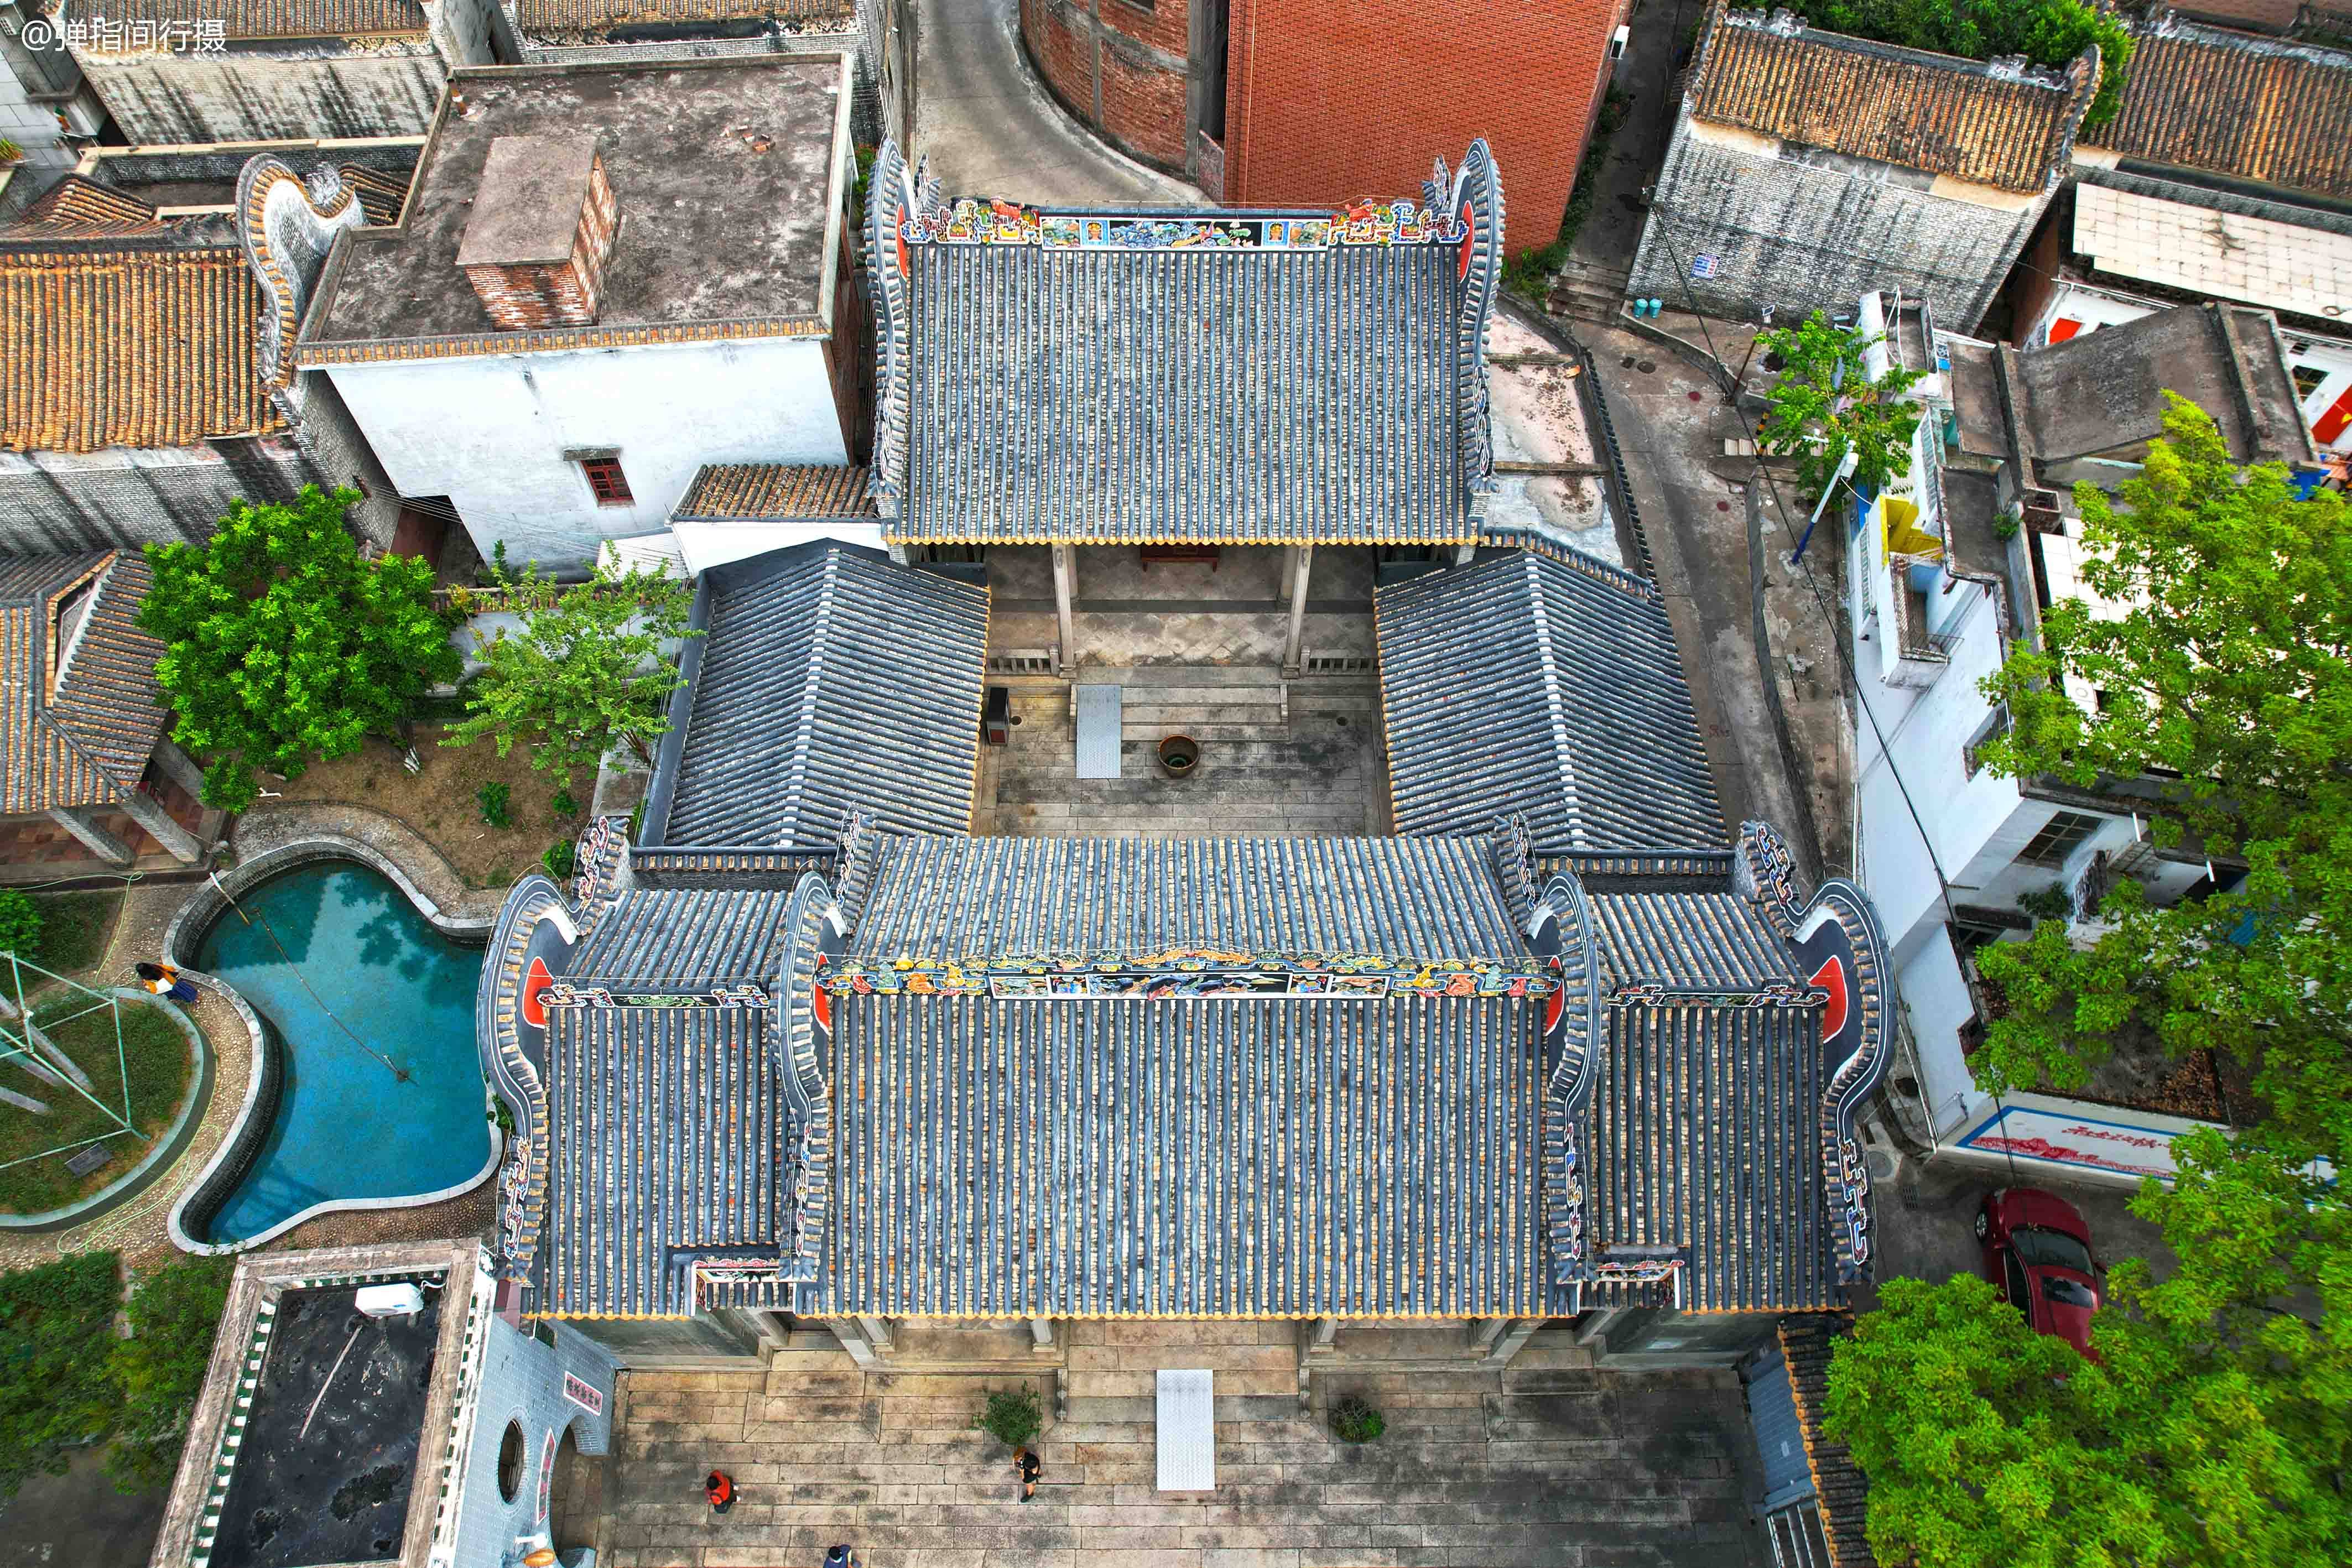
left=1846, top=288, right=2309, bottom=1183
left=276, top=52, right=867, bottom=571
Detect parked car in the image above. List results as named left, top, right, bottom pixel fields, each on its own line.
left=1976, top=1187, right=2103, bottom=1359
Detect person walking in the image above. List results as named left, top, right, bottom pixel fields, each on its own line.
left=136, top=961, right=197, bottom=1003
left=704, top=1471, right=734, bottom=1514
left=1012, top=1444, right=1042, bottom=1502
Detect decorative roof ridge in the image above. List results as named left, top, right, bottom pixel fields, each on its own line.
left=240, top=155, right=370, bottom=392
left=2138, top=6, right=2352, bottom=65
left=770, top=549, right=844, bottom=846
left=1518, top=553, right=1586, bottom=850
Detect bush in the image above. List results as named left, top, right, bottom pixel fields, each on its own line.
left=1329, top=1395, right=1385, bottom=1444
left=1778, top=0, right=2132, bottom=128
left=0, top=1253, right=123, bottom=1499
left=542, top=840, right=576, bottom=879
left=550, top=788, right=579, bottom=819
left=0, top=889, right=40, bottom=960
left=487, top=1092, right=514, bottom=1133
left=2017, top=883, right=2074, bottom=923
left=477, top=780, right=512, bottom=829
left=973, top=1386, right=1042, bottom=1450
left=106, top=1256, right=233, bottom=1494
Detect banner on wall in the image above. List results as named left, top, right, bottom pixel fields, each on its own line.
left=1956, top=1102, right=2187, bottom=1182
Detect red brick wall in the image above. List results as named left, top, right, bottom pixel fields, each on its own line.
left=1021, top=0, right=1195, bottom=174
left=1222, top=0, right=1625, bottom=253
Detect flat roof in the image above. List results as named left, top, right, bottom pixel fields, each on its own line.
left=2074, top=180, right=2352, bottom=324
left=211, top=1282, right=443, bottom=1568
left=300, top=55, right=848, bottom=363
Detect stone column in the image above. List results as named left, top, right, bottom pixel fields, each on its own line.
left=45, top=806, right=133, bottom=866
left=1281, top=543, right=1314, bottom=676
left=853, top=1313, right=896, bottom=1355
left=826, top=1317, right=880, bottom=1368
left=1452, top=541, right=1476, bottom=566
left=1028, top=1317, right=1056, bottom=1353
left=1052, top=543, right=1078, bottom=676
left=1307, top=1316, right=1340, bottom=1354
left=1477, top=1317, right=1542, bottom=1368
left=1573, top=1306, right=1625, bottom=1347
left=120, top=790, right=202, bottom=863
left=152, top=741, right=208, bottom=798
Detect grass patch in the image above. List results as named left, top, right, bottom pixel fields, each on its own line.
left=1504, top=87, right=1631, bottom=300
left=0, top=996, right=193, bottom=1216
left=23, top=891, right=121, bottom=977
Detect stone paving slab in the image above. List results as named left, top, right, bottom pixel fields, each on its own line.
left=597, top=1328, right=1773, bottom=1568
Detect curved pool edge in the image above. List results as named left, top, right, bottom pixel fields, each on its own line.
left=0, top=990, right=214, bottom=1233
left=165, top=834, right=501, bottom=1257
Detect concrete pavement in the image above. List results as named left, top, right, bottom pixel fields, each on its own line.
left=910, top=0, right=1195, bottom=204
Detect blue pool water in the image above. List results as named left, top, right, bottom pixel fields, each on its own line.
left=192, top=861, right=491, bottom=1244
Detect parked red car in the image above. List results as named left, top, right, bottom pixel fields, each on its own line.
left=1976, top=1187, right=2103, bottom=1359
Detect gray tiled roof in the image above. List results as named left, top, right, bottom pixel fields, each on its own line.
left=849, top=834, right=1528, bottom=961
left=1377, top=550, right=1726, bottom=850
left=820, top=990, right=1546, bottom=1316
left=1586, top=890, right=1793, bottom=990
left=566, top=885, right=794, bottom=989
left=865, top=139, right=1506, bottom=545
left=0, top=551, right=169, bottom=815
left=539, top=1002, right=789, bottom=1316
left=653, top=544, right=988, bottom=847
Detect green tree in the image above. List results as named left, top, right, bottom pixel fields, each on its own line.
left=1827, top=1133, right=2352, bottom=1567
left=1972, top=396, right=2352, bottom=1161
left=0, top=1252, right=122, bottom=1499
left=1756, top=311, right=1925, bottom=504
left=1780, top=0, right=2132, bottom=128
left=106, top=1255, right=234, bottom=1493
left=0, top=889, right=39, bottom=958
left=140, top=487, right=460, bottom=811
left=444, top=550, right=699, bottom=790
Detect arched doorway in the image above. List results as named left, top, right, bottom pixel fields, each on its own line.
left=547, top=1424, right=597, bottom=1555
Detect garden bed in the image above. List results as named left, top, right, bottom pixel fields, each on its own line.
left=25, top=889, right=123, bottom=976
left=260, top=727, right=587, bottom=889
left=0, top=994, right=195, bottom=1215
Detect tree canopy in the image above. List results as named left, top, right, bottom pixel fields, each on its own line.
left=140, top=487, right=460, bottom=812
left=106, top=1254, right=234, bottom=1493
left=1779, top=0, right=2134, bottom=128
left=444, top=548, right=699, bottom=791
left=0, top=1251, right=119, bottom=1499
left=1756, top=311, right=1926, bottom=502
left=1972, top=395, right=2352, bottom=1164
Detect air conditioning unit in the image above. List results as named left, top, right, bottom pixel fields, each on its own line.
left=355, top=1283, right=425, bottom=1319
left=1610, top=25, right=1630, bottom=61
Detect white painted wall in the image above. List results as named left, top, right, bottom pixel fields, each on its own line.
left=323, top=335, right=849, bottom=570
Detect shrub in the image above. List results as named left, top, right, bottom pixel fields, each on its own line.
left=1329, top=1395, right=1385, bottom=1444
left=973, top=1386, right=1042, bottom=1450
left=487, top=1092, right=515, bottom=1133
left=550, top=788, right=579, bottom=819
left=0, top=889, right=40, bottom=960
left=1778, top=0, right=2132, bottom=128
left=2016, top=883, right=2074, bottom=923
left=542, top=840, right=576, bottom=879
left=106, top=1256, right=233, bottom=1494
left=0, top=1253, right=123, bottom=1499
left=477, top=780, right=512, bottom=829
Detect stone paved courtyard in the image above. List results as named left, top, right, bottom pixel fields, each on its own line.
left=594, top=1324, right=1771, bottom=1568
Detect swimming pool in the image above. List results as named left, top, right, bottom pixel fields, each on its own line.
left=186, top=859, right=493, bottom=1246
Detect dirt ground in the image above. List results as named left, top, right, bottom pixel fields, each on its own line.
left=265, top=727, right=586, bottom=889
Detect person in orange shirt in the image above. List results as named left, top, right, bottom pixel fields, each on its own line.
left=704, top=1471, right=733, bottom=1514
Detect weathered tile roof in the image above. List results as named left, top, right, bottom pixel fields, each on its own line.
left=651, top=544, right=987, bottom=847
left=539, top=1003, right=789, bottom=1317
left=849, top=835, right=1529, bottom=962
left=2091, top=16, right=2352, bottom=198
left=1586, top=888, right=1794, bottom=991
left=337, top=164, right=412, bottom=227
left=823, top=989, right=1546, bottom=1316
left=0, top=553, right=169, bottom=815
left=1685, top=1, right=2098, bottom=193
left=0, top=243, right=284, bottom=452
left=566, top=884, right=796, bottom=988
left=70, top=0, right=428, bottom=43
left=1376, top=550, right=1726, bottom=851
left=1779, top=1315, right=1879, bottom=1566
left=674, top=463, right=878, bottom=520
left=517, top=0, right=854, bottom=32
left=865, top=138, right=1507, bottom=544
left=12, top=177, right=164, bottom=238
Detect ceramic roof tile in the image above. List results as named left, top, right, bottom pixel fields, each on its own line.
left=654, top=544, right=987, bottom=846
left=0, top=244, right=284, bottom=453
left=517, top=0, right=853, bottom=32
left=0, top=553, right=168, bottom=814
left=336, top=164, right=412, bottom=227
left=2093, top=17, right=2352, bottom=198
left=566, top=885, right=796, bottom=988
left=1376, top=550, right=1726, bottom=851
left=9, top=176, right=164, bottom=238
left=1686, top=1, right=2096, bottom=192
left=1779, top=1316, right=1880, bottom=1566
left=674, top=463, right=878, bottom=520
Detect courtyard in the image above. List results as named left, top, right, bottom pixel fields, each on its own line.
left=596, top=1323, right=1770, bottom=1568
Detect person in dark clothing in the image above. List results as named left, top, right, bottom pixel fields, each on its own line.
left=1013, top=1445, right=1042, bottom=1501
left=705, top=1471, right=734, bottom=1513
left=136, top=961, right=197, bottom=1003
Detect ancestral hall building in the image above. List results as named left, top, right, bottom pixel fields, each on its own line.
left=478, top=139, right=1895, bottom=1374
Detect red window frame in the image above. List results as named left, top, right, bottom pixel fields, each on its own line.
left=579, top=455, right=633, bottom=506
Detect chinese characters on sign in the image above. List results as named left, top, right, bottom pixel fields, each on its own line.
left=22, top=8, right=230, bottom=52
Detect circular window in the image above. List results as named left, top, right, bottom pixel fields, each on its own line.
left=497, top=1419, right=526, bottom=1503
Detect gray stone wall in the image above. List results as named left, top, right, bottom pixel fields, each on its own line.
left=446, top=1317, right=616, bottom=1568
left=0, top=437, right=335, bottom=553
left=76, top=46, right=446, bottom=143
left=284, top=371, right=403, bottom=549
left=1628, top=117, right=2051, bottom=332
